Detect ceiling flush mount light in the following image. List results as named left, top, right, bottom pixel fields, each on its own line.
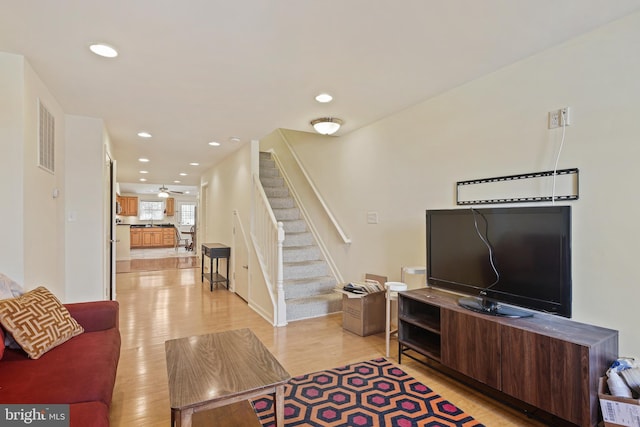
left=315, top=93, right=333, bottom=103
left=137, top=131, right=152, bottom=138
left=311, top=117, right=343, bottom=135
left=89, top=43, right=118, bottom=58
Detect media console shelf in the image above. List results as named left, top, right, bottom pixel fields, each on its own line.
left=398, top=288, right=618, bottom=427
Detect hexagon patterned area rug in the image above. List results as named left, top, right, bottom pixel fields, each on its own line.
left=251, top=358, right=484, bottom=427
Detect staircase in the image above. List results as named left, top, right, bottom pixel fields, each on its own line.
left=259, top=152, right=342, bottom=321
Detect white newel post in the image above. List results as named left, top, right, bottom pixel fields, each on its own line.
left=276, top=221, right=287, bottom=326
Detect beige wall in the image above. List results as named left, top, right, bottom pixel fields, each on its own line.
left=23, top=62, right=67, bottom=297
left=0, top=53, right=67, bottom=297
left=0, top=54, right=26, bottom=284
left=1, top=53, right=110, bottom=302
left=268, top=12, right=640, bottom=355
left=200, top=143, right=274, bottom=322
left=64, top=115, right=109, bottom=302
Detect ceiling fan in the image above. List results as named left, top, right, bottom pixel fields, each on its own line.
left=157, top=185, right=183, bottom=198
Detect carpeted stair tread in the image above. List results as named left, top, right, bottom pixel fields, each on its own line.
left=259, top=151, right=339, bottom=323
left=283, top=245, right=321, bottom=262
left=284, top=276, right=336, bottom=300
left=285, top=293, right=342, bottom=321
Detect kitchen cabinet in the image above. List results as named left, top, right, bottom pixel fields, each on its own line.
left=165, top=198, right=175, bottom=216
left=143, top=229, right=163, bottom=246
left=118, top=196, right=139, bottom=216
left=163, top=228, right=175, bottom=247
left=130, top=228, right=142, bottom=247
left=130, top=226, right=175, bottom=248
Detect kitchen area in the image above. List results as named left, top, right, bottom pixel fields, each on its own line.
left=115, top=192, right=197, bottom=261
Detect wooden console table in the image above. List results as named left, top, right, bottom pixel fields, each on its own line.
left=165, top=328, right=290, bottom=427
left=201, top=243, right=230, bottom=291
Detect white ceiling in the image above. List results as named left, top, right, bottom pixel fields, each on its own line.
left=2, top=1, right=639, bottom=192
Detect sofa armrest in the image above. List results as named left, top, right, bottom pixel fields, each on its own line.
left=65, top=301, right=119, bottom=332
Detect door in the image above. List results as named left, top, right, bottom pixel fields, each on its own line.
left=233, top=210, right=249, bottom=301
left=199, top=184, right=207, bottom=254
left=105, top=154, right=116, bottom=300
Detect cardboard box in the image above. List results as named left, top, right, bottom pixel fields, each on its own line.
left=342, top=291, right=386, bottom=336
left=599, top=376, right=640, bottom=427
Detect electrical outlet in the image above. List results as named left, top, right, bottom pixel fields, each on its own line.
left=549, top=107, right=571, bottom=129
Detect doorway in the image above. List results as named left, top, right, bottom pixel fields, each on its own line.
left=105, top=153, right=115, bottom=300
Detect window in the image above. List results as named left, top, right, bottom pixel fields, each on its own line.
left=139, top=201, right=164, bottom=221
left=179, top=202, right=196, bottom=226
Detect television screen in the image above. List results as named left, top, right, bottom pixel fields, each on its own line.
left=426, top=206, right=572, bottom=318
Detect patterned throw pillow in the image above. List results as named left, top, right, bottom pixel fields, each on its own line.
left=0, top=286, right=84, bottom=359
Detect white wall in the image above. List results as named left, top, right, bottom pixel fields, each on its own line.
left=23, top=61, right=67, bottom=297
left=200, top=143, right=274, bottom=322
left=0, top=53, right=67, bottom=297
left=200, top=145, right=252, bottom=248
left=0, top=53, right=108, bottom=302
left=0, top=53, right=26, bottom=284
left=273, top=12, right=640, bottom=355
left=65, top=115, right=108, bottom=302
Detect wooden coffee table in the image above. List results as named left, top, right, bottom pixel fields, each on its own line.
left=165, top=328, right=291, bottom=427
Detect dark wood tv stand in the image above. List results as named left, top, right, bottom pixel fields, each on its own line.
left=398, top=288, right=618, bottom=427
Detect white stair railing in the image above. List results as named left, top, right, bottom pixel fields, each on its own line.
left=251, top=174, right=287, bottom=326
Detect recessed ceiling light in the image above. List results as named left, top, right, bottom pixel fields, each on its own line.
left=179, top=173, right=187, bottom=176
left=189, top=162, right=199, bottom=166
left=89, top=43, right=118, bottom=58
left=139, top=178, right=147, bottom=182
left=185, top=191, right=190, bottom=194
left=173, top=180, right=181, bottom=184
left=208, top=141, right=220, bottom=146
left=315, top=93, right=333, bottom=103
left=139, top=170, right=148, bottom=174
left=229, top=137, right=241, bottom=143
left=137, top=131, right=152, bottom=138
left=138, top=158, right=150, bottom=162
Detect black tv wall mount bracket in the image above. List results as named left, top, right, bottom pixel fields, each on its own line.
left=456, top=168, right=579, bottom=205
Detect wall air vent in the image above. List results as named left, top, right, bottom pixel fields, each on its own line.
left=38, top=99, right=55, bottom=173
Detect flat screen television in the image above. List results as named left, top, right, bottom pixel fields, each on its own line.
left=426, top=206, right=572, bottom=318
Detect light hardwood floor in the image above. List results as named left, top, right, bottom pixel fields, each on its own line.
left=110, top=264, right=545, bottom=426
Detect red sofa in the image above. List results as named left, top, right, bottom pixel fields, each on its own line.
left=0, top=300, right=121, bottom=427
